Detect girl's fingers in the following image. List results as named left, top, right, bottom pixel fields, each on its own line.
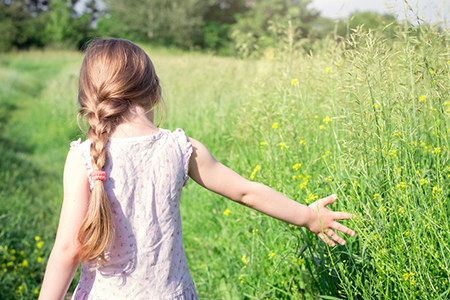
left=326, top=229, right=345, bottom=246
left=332, top=222, right=355, bottom=237
left=317, top=232, right=335, bottom=247
left=333, top=212, right=355, bottom=220
left=320, top=194, right=337, bottom=207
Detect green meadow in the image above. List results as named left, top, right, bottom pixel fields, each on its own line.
left=1, top=25, right=450, bottom=299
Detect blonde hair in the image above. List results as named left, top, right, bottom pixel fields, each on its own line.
left=77, top=39, right=161, bottom=264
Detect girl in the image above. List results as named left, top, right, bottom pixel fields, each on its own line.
left=39, top=39, right=355, bottom=300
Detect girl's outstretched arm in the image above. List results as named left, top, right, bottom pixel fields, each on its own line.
left=39, top=147, right=90, bottom=300
left=187, top=138, right=355, bottom=246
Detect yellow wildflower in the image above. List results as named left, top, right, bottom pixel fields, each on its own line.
left=223, top=209, right=231, bottom=216
left=432, top=186, right=442, bottom=195
left=22, top=259, right=28, bottom=267
left=241, top=255, right=249, bottom=263
left=291, top=78, right=298, bottom=86
left=260, top=142, right=266, bottom=146
left=326, top=67, right=332, bottom=74
left=319, top=125, right=326, bottom=130
left=35, top=236, right=41, bottom=241
left=268, top=252, right=275, bottom=258
left=323, top=116, right=332, bottom=125
left=278, top=143, right=289, bottom=149
left=271, top=122, right=278, bottom=129
left=37, top=257, right=43, bottom=263
left=305, top=193, right=318, bottom=204
left=292, top=163, right=301, bottom=170
left=419, top=95, right=426, bottom=101
left=37, top=241, right=44, bottom=249
left=396, top=182, right=408, bottom=189
left=250, top=165, right=261, bottom=180
left=299, top=175, right=309, bottom=189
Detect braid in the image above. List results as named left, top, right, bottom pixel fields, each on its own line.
left=78, top=97, right=130, bottom=264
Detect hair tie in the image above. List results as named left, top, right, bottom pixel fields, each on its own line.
left=90, top=170, right=106, bottom=182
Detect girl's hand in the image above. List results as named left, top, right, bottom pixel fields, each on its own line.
left=306, top=194, right=355, bottom=247
left=187, top=138, right=356, bottom=245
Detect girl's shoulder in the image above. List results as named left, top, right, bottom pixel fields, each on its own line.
left=170, top=128, right=189, bottom=142
left=70, top=138, right=91, bottom=151
left=170, top=128, right=192, bottom=150
left=69, top=138, right=94, bottom=188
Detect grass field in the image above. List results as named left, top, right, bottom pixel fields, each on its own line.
left=1, top=24, right=450, bottom=299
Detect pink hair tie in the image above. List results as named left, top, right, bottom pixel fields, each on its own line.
left=90, top=170, right=106, bottom=182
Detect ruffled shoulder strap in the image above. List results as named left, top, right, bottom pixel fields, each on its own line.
left=70, top=138, right=95, bottom=190
left=172, top=128, right=193, bottom=186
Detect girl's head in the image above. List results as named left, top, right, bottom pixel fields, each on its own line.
left=79, top=38, right=161, bottom=126
left=77, top=39, right=160, bottom=264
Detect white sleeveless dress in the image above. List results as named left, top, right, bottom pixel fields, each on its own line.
left=70, top=128, right=197, bottom=300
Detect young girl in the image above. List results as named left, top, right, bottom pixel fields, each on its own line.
left=39, top=39, right=355, bottom=300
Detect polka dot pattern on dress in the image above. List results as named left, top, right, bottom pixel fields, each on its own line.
left=71, top=129, right=198, bottom=300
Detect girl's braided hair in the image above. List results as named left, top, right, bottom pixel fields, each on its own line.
left=77, top=39, right=161, bottom=264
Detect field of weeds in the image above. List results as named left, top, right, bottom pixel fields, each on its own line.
left=1, top=24, right=449, bottom=299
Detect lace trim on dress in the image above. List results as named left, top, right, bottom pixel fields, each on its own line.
left=70, top=138, right=94, bottom=190
left=173, top=128, right=193, bottom=186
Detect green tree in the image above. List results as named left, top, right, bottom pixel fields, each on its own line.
left=45, top=0, right=93, bottom=49
left=0, top=0, right=48, bottom=51
left=230, top=0, right=320, bottom=57
left=201, top=0, right=249, bottom=54
left=0, top=0, right=97, bottom=51
left=100, top=0, right=216, bottom=48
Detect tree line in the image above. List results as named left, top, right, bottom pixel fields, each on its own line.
left=1, top=0, right=403, bottom=55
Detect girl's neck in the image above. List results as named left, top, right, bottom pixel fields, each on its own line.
left=110, top=106, right=160, bottom=139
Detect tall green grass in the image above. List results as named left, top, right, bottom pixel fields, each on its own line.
left=230, top=24, right=450, bottom=299
left=0, top=51, right=82, bottom=298
left=1, top=24, right=449, bottom=299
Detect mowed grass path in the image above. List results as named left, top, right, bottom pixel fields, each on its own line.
left=1, top=26, right=450, bottom=299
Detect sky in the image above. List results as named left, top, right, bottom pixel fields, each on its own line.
left=308, top=0, right=449, bottom=25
